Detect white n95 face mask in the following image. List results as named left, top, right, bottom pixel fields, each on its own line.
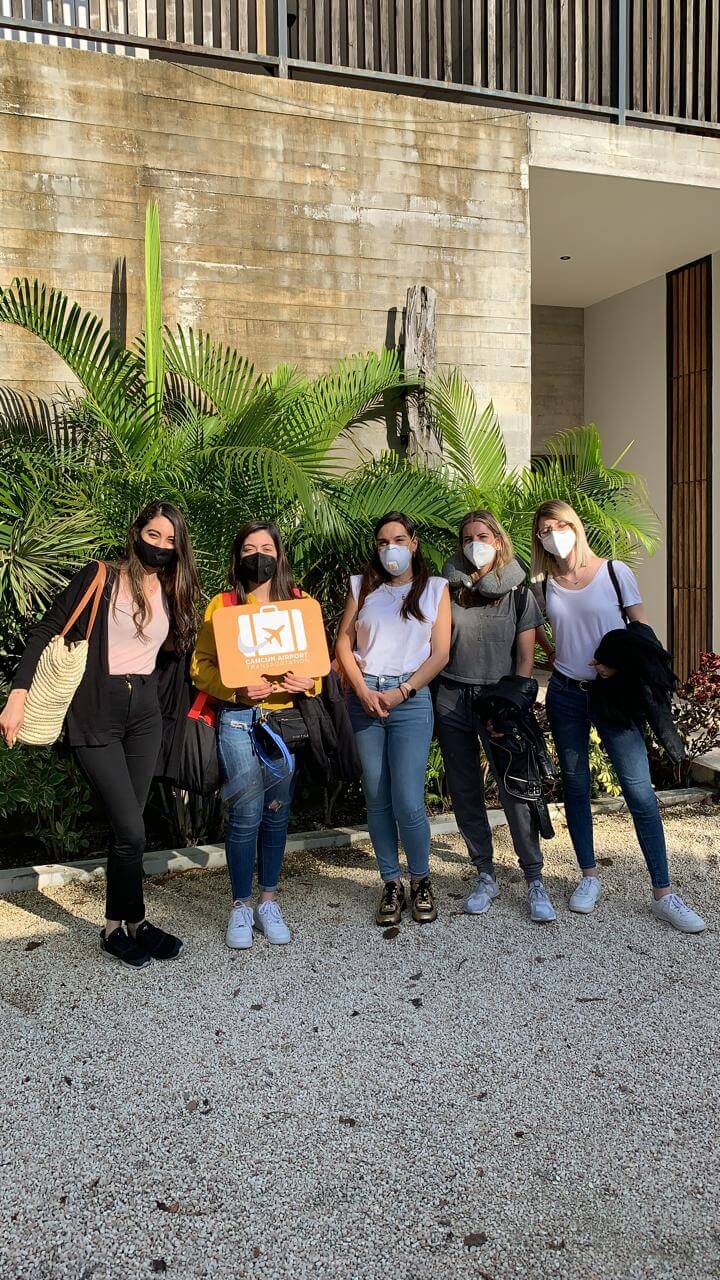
left=379, top=544, right=412, bottom=576
left=466, top=540, right=497, bottom=570
left=541, top=529, right=577, bottom=559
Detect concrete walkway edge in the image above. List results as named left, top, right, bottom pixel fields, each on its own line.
left=0, top=787, right=712, bottom=896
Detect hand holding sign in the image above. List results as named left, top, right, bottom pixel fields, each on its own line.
left=212, top=596, right=330, bottom=689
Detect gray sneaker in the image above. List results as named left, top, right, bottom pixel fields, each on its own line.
left=464, top=872, right=500, bottom=916
left=650, top=893, right=705, bottom=934
left=528, top=880, right=556, bottom=923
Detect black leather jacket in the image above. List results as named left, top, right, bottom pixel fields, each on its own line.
left=591, top=623, right=685, bottom=764
left=474, top=676, right=556, bottom=839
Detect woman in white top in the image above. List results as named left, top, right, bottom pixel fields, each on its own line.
left=533, top=500, right=705, bottom=933
left=336, top=512, right=451, bottom=927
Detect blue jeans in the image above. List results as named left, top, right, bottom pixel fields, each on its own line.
left=545, top=674, right=670, bottom=889
left=348, top=674, right=433, bottom=881
left=217, top=706, right=295, bottom=902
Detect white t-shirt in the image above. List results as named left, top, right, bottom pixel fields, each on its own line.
left=350, top=575, right=447, bottom=676
left=545, top=561, right=642, bottom=681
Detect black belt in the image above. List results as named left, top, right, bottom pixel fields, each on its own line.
left=550, top=670, right=594, bottom=693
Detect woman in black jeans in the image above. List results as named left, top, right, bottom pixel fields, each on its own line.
left=0, top=501, right=202, bottom=968
left=436, top=510, right=557, bottom=923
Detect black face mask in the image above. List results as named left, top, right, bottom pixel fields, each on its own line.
left=134, top=537, right=176, bottom=570
left=238, top=552, right=277, bottom=586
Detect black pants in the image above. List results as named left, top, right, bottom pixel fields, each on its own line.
left=434, top=677, right=544, bottom=883
left=75, top=675, right=163, bottom=923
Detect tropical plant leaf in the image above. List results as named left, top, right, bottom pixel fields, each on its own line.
left=163, top=327, right=260, bottom=420
left=0, top=279, right=136, bottom=423
left=143, top=200, right=164, bottom=421
left=427, top=368, right=507, bottom=495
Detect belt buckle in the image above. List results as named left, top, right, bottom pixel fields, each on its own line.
left=578, top=679, right=590, bottom=692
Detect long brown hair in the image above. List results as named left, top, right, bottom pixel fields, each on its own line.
left=117, top=501, right=201, bottom=653
left=358, top=511, right=429, bottom=622
left=228, top=521, right=296, bottom=602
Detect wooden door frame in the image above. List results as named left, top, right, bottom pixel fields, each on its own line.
left=665, top=254, right=714, bottom=672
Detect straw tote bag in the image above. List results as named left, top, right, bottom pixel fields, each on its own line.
left=17, top=561, right=108, bottom=747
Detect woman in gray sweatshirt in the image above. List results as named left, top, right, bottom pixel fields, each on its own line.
left=436, top=510, right=556, bottom=923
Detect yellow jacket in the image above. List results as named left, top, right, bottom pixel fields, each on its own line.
left=190, top=591, right=322, bottom=710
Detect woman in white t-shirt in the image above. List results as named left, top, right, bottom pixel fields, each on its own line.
left=532, top=500, right=704, bottom=933
left=335, top=512, right=451, bottom=927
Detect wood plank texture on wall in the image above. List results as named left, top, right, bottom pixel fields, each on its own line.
left=0, top=40, right=533, bottom=469
left=667, top=257, right=712, bottom=681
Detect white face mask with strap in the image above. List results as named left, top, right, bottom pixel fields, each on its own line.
left=466, top=541, right=497, bottom=570
left=541, top=529, right=576, bottom=560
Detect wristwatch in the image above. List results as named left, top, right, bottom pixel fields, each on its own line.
left=401, top=683, right=417, bottom=699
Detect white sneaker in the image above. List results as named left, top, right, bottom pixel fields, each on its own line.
left=528, top=880, right=556, bottom=923
left=465, top=872, right=500, bottom=915
left=569, top=875, right=603, bottom=914
left=254, top=900, right=291, bottom=945
left=650, top=893, right=706, bottom=934
left=226, top=902, right=254, bottom=949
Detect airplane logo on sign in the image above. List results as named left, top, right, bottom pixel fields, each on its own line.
left=237, top=624, right=294, bottom=656
left=263, top=626, right=284, bottom=646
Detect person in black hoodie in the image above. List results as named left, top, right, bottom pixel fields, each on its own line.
left=0, top=501, right=202, bottom=968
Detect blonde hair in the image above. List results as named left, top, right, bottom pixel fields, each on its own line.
left=531, top=500, right=593, bottom=580
left=459, top=509, right=514, bottom=571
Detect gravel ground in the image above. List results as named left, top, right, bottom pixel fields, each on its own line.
left=1, top=803, right=719, bottom=1280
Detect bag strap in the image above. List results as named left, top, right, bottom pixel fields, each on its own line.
left=606, top=560, right=630, bottom=626
left=59, top=562, right=107, bottom=641
left=251, top=718, right=294, bottom=780
left=513, top=582, right=528, bottom=621
left=189, top=689, right=218, bottom=727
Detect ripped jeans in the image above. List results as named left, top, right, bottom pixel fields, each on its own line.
left=217, top=705, right=295, bottom=902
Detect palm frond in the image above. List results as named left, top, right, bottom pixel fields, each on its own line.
left=0, top=278, right=137, bottom=426
left=163, top=327, right=260, bottom=420
left=427, top=368, right=507, bottom=494
left=144, top=200, right=165, bottom=419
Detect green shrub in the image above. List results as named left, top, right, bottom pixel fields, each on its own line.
left=0, top=745, right=96, bottom=859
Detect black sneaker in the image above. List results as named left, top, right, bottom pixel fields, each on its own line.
left=375, top=880, right=406, bottom=926
left=410, top=877, right=438, bottom=925
left=133, top=919, right=183, bottom=961
left=100, top=926, right=152, bottom=969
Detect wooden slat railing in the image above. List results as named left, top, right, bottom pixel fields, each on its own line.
left=0, top=0, right=280, bottom=55
left=630, top=0, right=720, bottom=123
left=3, top=0, right=720, bottom=130
left=289, top=0, right=613, bottom=103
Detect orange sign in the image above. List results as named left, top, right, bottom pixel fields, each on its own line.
left=212, top=596, right=331, bottom=688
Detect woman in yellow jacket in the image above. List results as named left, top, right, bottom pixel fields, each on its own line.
left=191, top=521, right=321, bottom=949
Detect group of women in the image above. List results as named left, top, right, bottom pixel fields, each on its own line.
left=0, top=497, right=705, bottom=969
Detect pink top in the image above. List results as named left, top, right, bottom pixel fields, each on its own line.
left=107, top=577, right=170, bottom=676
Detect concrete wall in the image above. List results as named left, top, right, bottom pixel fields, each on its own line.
left=0, top=41, right=533, bottom=467
left=529, top=111, right=720, bottom=190
left=530, top=304, right=584, bottom=452
left=584, top=275, right=668, bottom=641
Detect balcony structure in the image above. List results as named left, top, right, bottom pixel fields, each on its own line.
left=2, top=0, right=720, bottom=135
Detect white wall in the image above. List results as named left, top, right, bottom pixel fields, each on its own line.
left=584, top=275, right=668, bottom=642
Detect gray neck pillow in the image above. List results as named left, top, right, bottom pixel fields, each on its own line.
left=442, top=553, right=526, bottom=599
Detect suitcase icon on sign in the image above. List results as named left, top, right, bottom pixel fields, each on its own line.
left=236, top=604, right=308, bottom=658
